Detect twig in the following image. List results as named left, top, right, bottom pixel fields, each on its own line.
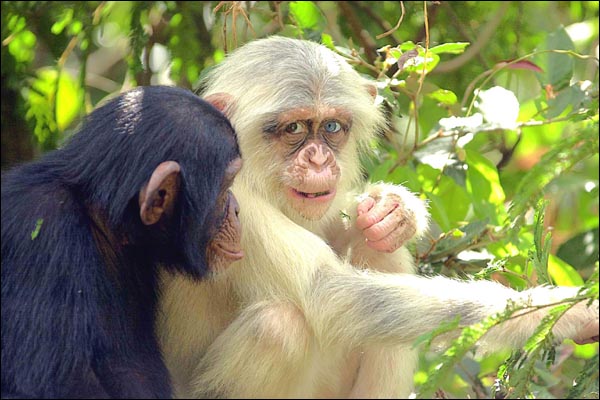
left=376, top=1, right=405, bottom=40
left=351, top=2, right=400, bottom=44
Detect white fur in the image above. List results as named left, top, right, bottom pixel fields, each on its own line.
left=157, top=36, right=599, bottom=398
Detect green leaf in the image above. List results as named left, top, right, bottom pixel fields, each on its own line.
left=389, top=48, right=402, bottom=62
left=532, top=200, right=551, bottom=284
left=278, top=24, right=304, bottom=40
left=31, top=219, right=43, bottom=240
left=548, top=254, right=584, bottom=286
left=51, top=9, right=73, bottom=35
left=572, top=342, right=600, bottom=359
left=546, top=81, right=588, bottom=119
left=386, top=165, right=422, bottom=193
left=321, top=33, right=335, bottom=50
left=56, top=71, right=83, bottom=131
left=169, top=13, right=183, bottom=27
left=465, top=150, right=506, bottom=224
left=413, top=164, right=470, bottom=232
left=401, top=48, right=440, bottom=75
left=426, top=88, right=458, bottom=105
left=536, top=27, right=575, bottom=89
left=7, top=14, right=26, bottom=32
left=429, top=42, right=470, bottom=55
left=424, top=191, right=451, bottom=232
left=473, top=259, right=506, bottom=281
left=289, top=1, right=325, bottom=31
left=25, top=69, right=59, bottom=146
left=557, top=228, right=600, bottom=270
left=434, top=178, right=470, bottom=230
left=523, top=303, right=569, bottom=352
left=367, top=158, right=395, bottom=182
left=8, top=29, right=36, bottom=64
left=68, top=20, right=82, bottom=35
left=398, top=41, right=417, bottom=52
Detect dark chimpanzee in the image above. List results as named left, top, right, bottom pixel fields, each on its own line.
left=1, top=85, right=244, bottom=399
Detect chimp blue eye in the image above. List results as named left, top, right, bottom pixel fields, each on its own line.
left=324, top=121, right=342, bottom=133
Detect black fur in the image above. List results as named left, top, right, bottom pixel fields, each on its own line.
left=1, top=86, right=241, bottom=398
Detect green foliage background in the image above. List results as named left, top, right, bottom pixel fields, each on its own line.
left=1, top=1, right=598, bottom=398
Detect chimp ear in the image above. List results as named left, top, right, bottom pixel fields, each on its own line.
left=205, top=92, right=235, bottom=118
left=139, top=161, right=181, bottom=226
left=365, top=83, right=377, bottom=99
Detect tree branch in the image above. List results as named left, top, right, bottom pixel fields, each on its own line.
left=433, top=2, right=510, bottom=74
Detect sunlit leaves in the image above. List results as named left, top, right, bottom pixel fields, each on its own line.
left=50, top=7, right=85, bottom=44
left=7, top=28, right=36, bottom=64
left=289, top=1, right=325, bottom=39
left=5, top=14, right=36, bottom=64
left=23, top=68, right=83, bottom=148
left=51, top=8, right=74, bottom=35
left=378, top=40, right=468, bottom=78
left=426, top=88, right=457, bottom=106
left=429, top=42, right=470, bottom=55
left=548, top=254, right=584, bottom=287
left=320, top=33, right=335, bottom=50
left=425, top=184, right=470, bottom=233
left=400, top=47, right=439, bottom=76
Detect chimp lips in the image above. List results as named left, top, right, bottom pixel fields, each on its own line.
left=290, top=188, right=336, bottom=203
left=299, top=190, right=329, bottom=198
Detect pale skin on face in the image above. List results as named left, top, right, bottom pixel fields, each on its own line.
left=274, top=105, right=416, bottom=251
left=271, top=106, right=349, bottom=220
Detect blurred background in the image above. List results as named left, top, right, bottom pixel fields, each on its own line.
left=2, top=1, right=598, bottom=398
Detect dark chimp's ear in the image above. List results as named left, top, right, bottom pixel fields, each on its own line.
left=205, top=92, right=235, bottom=118
left=139, top=161, right=181, bottom=226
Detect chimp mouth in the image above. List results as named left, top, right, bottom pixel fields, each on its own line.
left=290, top=188, right=336, bottom=202
left=217, top=244, right=244, bottom=261
left=296, top=190, right=330, bottom=198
